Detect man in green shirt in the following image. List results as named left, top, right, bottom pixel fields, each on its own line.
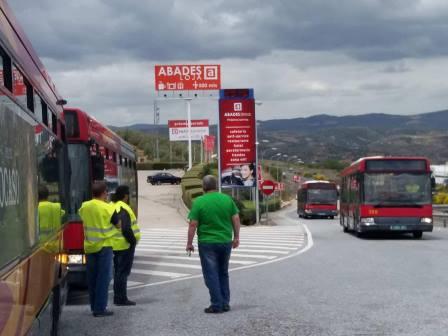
left=186, top=175, right=241, bottom=314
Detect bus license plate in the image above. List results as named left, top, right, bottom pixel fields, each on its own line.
left=390, top=225, right=407, bottom=231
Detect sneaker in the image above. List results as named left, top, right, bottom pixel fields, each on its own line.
left=93, top=310, right=114, bottom=317
left=223, top=304, right=231, bottom=312
left=204, top=306, right=223, bottom=314
left=114, top=299, right=136, bottom=306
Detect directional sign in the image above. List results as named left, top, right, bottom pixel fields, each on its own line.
left=155, top=65, right=221, bottom=91
left=168, top=120, right=209, bottom=141
left=261, top=180, right=276, bottom=196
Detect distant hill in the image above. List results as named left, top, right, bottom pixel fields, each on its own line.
left=112, top=109, right=448, bottom=164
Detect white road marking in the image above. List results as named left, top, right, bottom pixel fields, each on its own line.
left=134, top=255, right=255, bottom=265
left=131, top=269, right=190, bottom=278
left=136, top=242, right=297, bottom=250
left=133, top=260, right=202, bottom=270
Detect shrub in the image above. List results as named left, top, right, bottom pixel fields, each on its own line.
left=181, top=178, right=202, bottom=193
left=183, top=187, right=204, bottom=208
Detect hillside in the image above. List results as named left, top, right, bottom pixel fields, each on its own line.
left=113, top=109, right=448, bottom=164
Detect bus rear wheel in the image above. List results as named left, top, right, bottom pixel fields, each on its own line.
left=413, top=231, right=423, bottom=239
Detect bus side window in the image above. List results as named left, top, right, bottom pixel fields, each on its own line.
left=13, top=66, right=28, bottom=108
left=51, top=111, right=57, bottom=134
left=0, top=46, right=13, bottom=91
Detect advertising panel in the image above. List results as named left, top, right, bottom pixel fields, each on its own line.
left=168, top=119, right=209, bottom=141
left=219, top=89, right=256, bottom=188
left=203, top=135, right=215, bottom=152
left=0, top=105, right=37, bottom=268
left=155, top=65, right=221, bottom=91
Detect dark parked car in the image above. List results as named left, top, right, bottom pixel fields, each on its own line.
left=147, top=172, right=181, bottom=185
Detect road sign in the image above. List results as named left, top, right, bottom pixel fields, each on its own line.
left=168, top=120, right=209, bottom=141
left=275, top=182, right=285, bottom=191
left=261, top=180, right=276, bottom=196
left=155, top=65, right=221, bottom=91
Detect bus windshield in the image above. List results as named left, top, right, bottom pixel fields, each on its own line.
left=68, top=144, right=90, bottom=219
left=307, top=189, right=338, bottom=204
left=364, top=173, right=431, bottom=206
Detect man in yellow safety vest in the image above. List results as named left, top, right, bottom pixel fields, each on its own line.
left=79, top=181, right=120, bottom=317
left=38, top=184, right=65, bottom=252
left=112, top=185, right=141, bottom=306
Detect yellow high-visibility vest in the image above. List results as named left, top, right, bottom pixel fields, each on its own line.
left=38, top=201, right=65, bottom=239
left=79, top=199, right=119, bottom=254
left=38, top=201, right=65, bottom=253
left=112, top=200, right=141, bottom=251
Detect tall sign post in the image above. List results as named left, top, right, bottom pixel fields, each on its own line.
left=154, top=64, right=221, bottom=170
left=218, top=89, right=258, bottom=221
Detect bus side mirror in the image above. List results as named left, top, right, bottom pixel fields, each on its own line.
left=91, top=155, right=105, bottom=181
left=431, top=177, right=436, bottom=191
left=40, top=156, right=59, bottom=183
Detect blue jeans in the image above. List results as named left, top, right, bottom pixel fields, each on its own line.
left=198, top=243, right=232, bottom=310
left=113, top=245, right=135, bottom=302
left=86, top=247, right=113, bottom=313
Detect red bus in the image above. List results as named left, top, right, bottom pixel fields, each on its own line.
left=62, top=108, right=138, bottom=286
left=297, top=181, right=338, bottom=219
left=0, top=1, right=69, bottom=334
left=340, top=156, right=434, bottom=238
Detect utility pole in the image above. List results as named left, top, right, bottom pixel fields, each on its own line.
left=153, top=101, right=160, bottom=161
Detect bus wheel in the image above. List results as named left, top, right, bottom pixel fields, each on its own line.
left=51, top=284, right=61, bottom=336
left=413, top=231, right=423, bottom=239
left=329, top=216, right=334, bottom=220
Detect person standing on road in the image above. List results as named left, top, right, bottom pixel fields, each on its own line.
left=112, top=185, right=141, bottom=306
left=79, top=181, right=120, bottom=317
left=186, top=175, right=241, bottom=314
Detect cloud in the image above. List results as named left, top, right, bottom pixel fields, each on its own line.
left=7, top=0, right=448, bottom=126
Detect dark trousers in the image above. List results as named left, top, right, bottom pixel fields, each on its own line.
left=113, top=245, right=135, bottom=302
left=198, top=243, right=232, bottom=310
left=86, top=247, right=113, bottom=313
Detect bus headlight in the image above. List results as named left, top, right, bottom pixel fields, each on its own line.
left=68, top=254, right=84, bottom=264
left=421, top=217, right=432, bottom=224
left=305, top=209, right=312, bottom=214
left=360, top=217, right=375, bottom=225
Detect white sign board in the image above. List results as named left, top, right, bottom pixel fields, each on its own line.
left=168, top=120, right=209, bottom=141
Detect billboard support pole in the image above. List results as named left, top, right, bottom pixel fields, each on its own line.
left=186, top=98, right=193, bottom=170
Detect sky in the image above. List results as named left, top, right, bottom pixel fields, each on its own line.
left=9, top=0, right=448, bottom=126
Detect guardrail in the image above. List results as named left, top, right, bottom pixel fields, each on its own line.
left=434, top=213, right=448, bottom=228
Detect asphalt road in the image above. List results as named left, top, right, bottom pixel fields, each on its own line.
left=62, top=205, right=448, bottom=336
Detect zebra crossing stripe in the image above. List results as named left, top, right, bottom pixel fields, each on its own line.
left=133, top=260, right=202, bottom=269
left=136, top=249, right=276, bottom=259
left=134, top=255, right=255, bottom=265
left=136, top=242, right=297, bottom=251
left=131, top=269, right=190, bottom=278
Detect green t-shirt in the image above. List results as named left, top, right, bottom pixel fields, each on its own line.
left=188, top=192, right=239, bottom=243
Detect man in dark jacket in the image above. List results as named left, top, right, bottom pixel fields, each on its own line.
left=112, top=185, right=140, bottom=306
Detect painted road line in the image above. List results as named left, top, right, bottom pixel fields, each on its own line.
left=134, top=255, right=256, bottom=265
left=138, top=238, right=304, bottom=244
left=136, top=249, right=276, bottom=259
left=133, top=260, right=202, bottom=269
left=136, top=247, right=289, bottom=255
left=136, top=242, right=298, bottom=250
left=131, top=269, right=190, bottom=278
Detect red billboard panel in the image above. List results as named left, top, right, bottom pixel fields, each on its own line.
left=203, top=135, right=215, bottom=152
left=219, top=95, right=256, bottom=188
left=155, top=65, right=221, bottom=91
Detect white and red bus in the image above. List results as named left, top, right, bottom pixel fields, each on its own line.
left=62, top=108, right=137, bottom=286
left=0, top=1, right=69, bottom=334
left=340, top=156, right=434, bottom=238
left=297, top=181, right=338, bottom=219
